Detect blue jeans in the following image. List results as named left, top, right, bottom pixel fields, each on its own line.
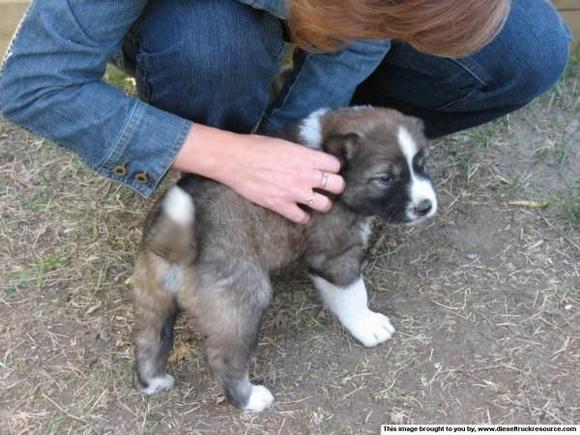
left=124, top=0, right=571, bottom=139
left=352, top=1, right=573, bottom=138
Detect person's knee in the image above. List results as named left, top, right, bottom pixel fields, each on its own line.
left=513, top=28, right=571, bottom=102
left=494, top=1, right=572, bottom=105
left=175, top=9, right=282, bottom=89
left=133, top=0, right=283, bottom=127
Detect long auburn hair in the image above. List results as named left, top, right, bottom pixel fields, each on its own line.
left=288, top=0, right=512, bottom=58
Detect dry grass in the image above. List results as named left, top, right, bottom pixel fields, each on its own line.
left=1, top=61, right=579, bottom=433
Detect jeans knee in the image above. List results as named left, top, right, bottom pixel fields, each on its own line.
left=515, top=34, right=570, bottom=103
left=131, top=0, right=284, bottom=130
left=178, top=11, right=283, bottom=89
left=494, top=1, right=572, bottom=105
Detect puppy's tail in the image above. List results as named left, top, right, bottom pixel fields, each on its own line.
left=143, top=185, right=197, bottom=263
left=162, top=185, right=195, bottom=228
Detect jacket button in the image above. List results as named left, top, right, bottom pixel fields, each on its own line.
left=113, top=163, right=127, bottom=177
left=134, top=172, right=149, bottom=184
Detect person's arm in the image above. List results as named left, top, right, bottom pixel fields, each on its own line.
left=174, top=124, right=344, bottom=224
left=0, top=0, right=343, bottom=223
left=259, top=39, right=392, bottom=135
left=0, top=0, right=190, bottom=197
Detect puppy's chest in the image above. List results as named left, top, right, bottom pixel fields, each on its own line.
left=358, top=217, right=376, bottom=248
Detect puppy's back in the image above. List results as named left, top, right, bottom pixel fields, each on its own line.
left=144, top=175, right=308, bottom=272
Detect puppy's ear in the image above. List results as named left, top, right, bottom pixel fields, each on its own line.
left=322, top=133, right=360, bottom=167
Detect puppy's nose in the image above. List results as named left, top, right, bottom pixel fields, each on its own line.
left=414, top=200, right=432, bottom=216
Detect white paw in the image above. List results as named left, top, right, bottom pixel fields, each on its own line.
left=244, top=385, right=274, bottom=412
left=142, top=374, right=175, bottom=395
left=344, top=311, right=395, bottom=347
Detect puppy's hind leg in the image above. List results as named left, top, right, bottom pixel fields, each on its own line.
left=133, top=258, right=179, bottom=395
left=312, top=275, right=395, bottom=347
left=189, top=274, right=273, bottom=412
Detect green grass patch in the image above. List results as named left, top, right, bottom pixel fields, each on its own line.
left=103, top=65, right=137, bottom=96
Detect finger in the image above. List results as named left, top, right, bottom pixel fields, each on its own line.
left=285, top=205, right=311, bottom=224
left=311, top=151, right=341, bottom=173
left=300, top=191, right=332, bottom=213
left=258, top=194, right=310, bottom=224
left=311, top=171, right=345, bottom=195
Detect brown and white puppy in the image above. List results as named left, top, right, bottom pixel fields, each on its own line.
left=131, top=107, right=437, bottom=412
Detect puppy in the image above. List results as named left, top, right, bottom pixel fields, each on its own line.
left=131, top=107, right=437, bottom=412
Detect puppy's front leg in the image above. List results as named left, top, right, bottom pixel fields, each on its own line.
left=312, top=276, right=395, bottom=347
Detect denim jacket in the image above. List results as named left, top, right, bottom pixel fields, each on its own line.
left=0, top=0, right=390, bottom=196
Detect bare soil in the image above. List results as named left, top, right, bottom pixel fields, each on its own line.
left=1, top=62, right=578, bottom=434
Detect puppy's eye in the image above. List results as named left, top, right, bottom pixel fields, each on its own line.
left=378, top=175, right=393, bottom=185
left=416, top=159, right=427, bottom=171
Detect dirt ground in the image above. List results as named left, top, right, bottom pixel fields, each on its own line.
left=1, top=59, right=579, bottom=433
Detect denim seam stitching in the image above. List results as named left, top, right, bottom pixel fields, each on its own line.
left=261, top=51, right=311, bottom=128
left=432, top=88, right=479, bottom=111
left=0, top=0, right=37, bottom=73
left=97, top=99, right=142, bottom=171
left=148, top=118, right=193, bottom=195
left=64, top=0, right=100, bottom=48
left=271, top=38, right=285, bottom=63
left=449, top=59, right=489, bottom=87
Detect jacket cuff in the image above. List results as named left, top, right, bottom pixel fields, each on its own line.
left=97, top=99, right=192, bottom=197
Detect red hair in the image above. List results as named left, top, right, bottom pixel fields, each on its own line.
left=288, top=0, right=512, bottom=57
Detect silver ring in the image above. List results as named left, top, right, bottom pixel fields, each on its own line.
left=319, top=171, right=329, bottom=189
left=306, top=192, right=315, bottom=207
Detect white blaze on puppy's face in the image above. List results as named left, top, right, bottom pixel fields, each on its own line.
left=396, top=126, right=437, bottom=222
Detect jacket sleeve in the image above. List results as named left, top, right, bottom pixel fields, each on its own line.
left=0, top=0, right=192, bottom=197
left=258, top=39, right=391, bottom=135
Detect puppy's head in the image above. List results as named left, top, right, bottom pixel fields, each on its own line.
left=300, top=107, right=437, bottom=224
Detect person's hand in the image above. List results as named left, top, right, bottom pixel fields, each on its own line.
left=217, top=133, right=345, bottom=224
left=173, top=124, right=345, bottom=224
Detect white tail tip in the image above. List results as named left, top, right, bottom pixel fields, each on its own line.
left=162, top=186, right=194, bottom=225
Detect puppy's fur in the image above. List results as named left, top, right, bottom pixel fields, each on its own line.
left=132, top=107, right=437, bottom=412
